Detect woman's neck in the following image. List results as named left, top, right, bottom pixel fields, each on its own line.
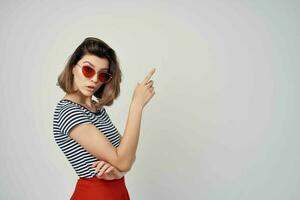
left=63, top=93, right=94, bottom=109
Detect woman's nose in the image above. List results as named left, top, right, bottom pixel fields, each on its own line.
left=91, top=73, right=99, bottom=83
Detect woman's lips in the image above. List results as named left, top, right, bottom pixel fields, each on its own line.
left=87, top=86, right=95, bottom=91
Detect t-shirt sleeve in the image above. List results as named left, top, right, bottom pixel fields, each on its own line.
left=58, top=104, right=92, bottom=136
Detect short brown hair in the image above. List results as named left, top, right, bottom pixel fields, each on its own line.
left=56, top=37, right=122, bottom=108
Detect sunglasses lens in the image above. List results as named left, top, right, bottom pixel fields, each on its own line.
left=82, top=66, right=95, bottom=78
left=98, top=73, right=112, bottom=83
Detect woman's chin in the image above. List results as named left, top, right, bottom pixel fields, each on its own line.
left=81, top=89, right=94, bottom=97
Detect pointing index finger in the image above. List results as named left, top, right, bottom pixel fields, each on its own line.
left=142, top=68, right=156, bottom=84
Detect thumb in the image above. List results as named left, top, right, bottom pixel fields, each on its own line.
left=91, top=161, right=99, bottom=167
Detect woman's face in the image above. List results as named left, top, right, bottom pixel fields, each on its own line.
left=72, top=54, right=109, bottom=97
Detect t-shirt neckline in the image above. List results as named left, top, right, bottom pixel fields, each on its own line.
left=60, top=99, right=101, bottom=114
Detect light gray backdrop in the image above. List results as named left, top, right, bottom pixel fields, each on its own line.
left=0, top=0, right=299, bottom=199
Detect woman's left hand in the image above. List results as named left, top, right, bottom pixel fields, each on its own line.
left=91, top=160, right=125, bottom=180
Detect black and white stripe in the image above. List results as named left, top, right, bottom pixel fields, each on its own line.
left=53, top=99, right=121, bottom=178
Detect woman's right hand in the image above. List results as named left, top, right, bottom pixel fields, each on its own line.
left=91, top=160, right=124, bottom=180
left=131, top=68, right=156, bottom=109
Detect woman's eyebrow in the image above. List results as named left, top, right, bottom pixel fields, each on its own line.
left=83, top=61, right=108, bottom=71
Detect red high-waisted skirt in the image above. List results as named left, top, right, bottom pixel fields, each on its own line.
left=70, top=176, right=130, bottom=200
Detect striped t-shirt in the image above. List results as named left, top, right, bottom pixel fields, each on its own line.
left=53, top=99, right=121, bottom=178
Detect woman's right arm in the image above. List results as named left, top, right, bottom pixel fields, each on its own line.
left=69, top=69, right=156, bottom=172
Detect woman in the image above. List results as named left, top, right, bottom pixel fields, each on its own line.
left=53, top=37, right=156, bottom=199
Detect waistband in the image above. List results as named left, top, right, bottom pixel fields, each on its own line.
left=78, top=176, right=125, bottom=184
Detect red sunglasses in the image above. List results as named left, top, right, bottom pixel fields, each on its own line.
left=76, top=64, right=112, bottom=83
